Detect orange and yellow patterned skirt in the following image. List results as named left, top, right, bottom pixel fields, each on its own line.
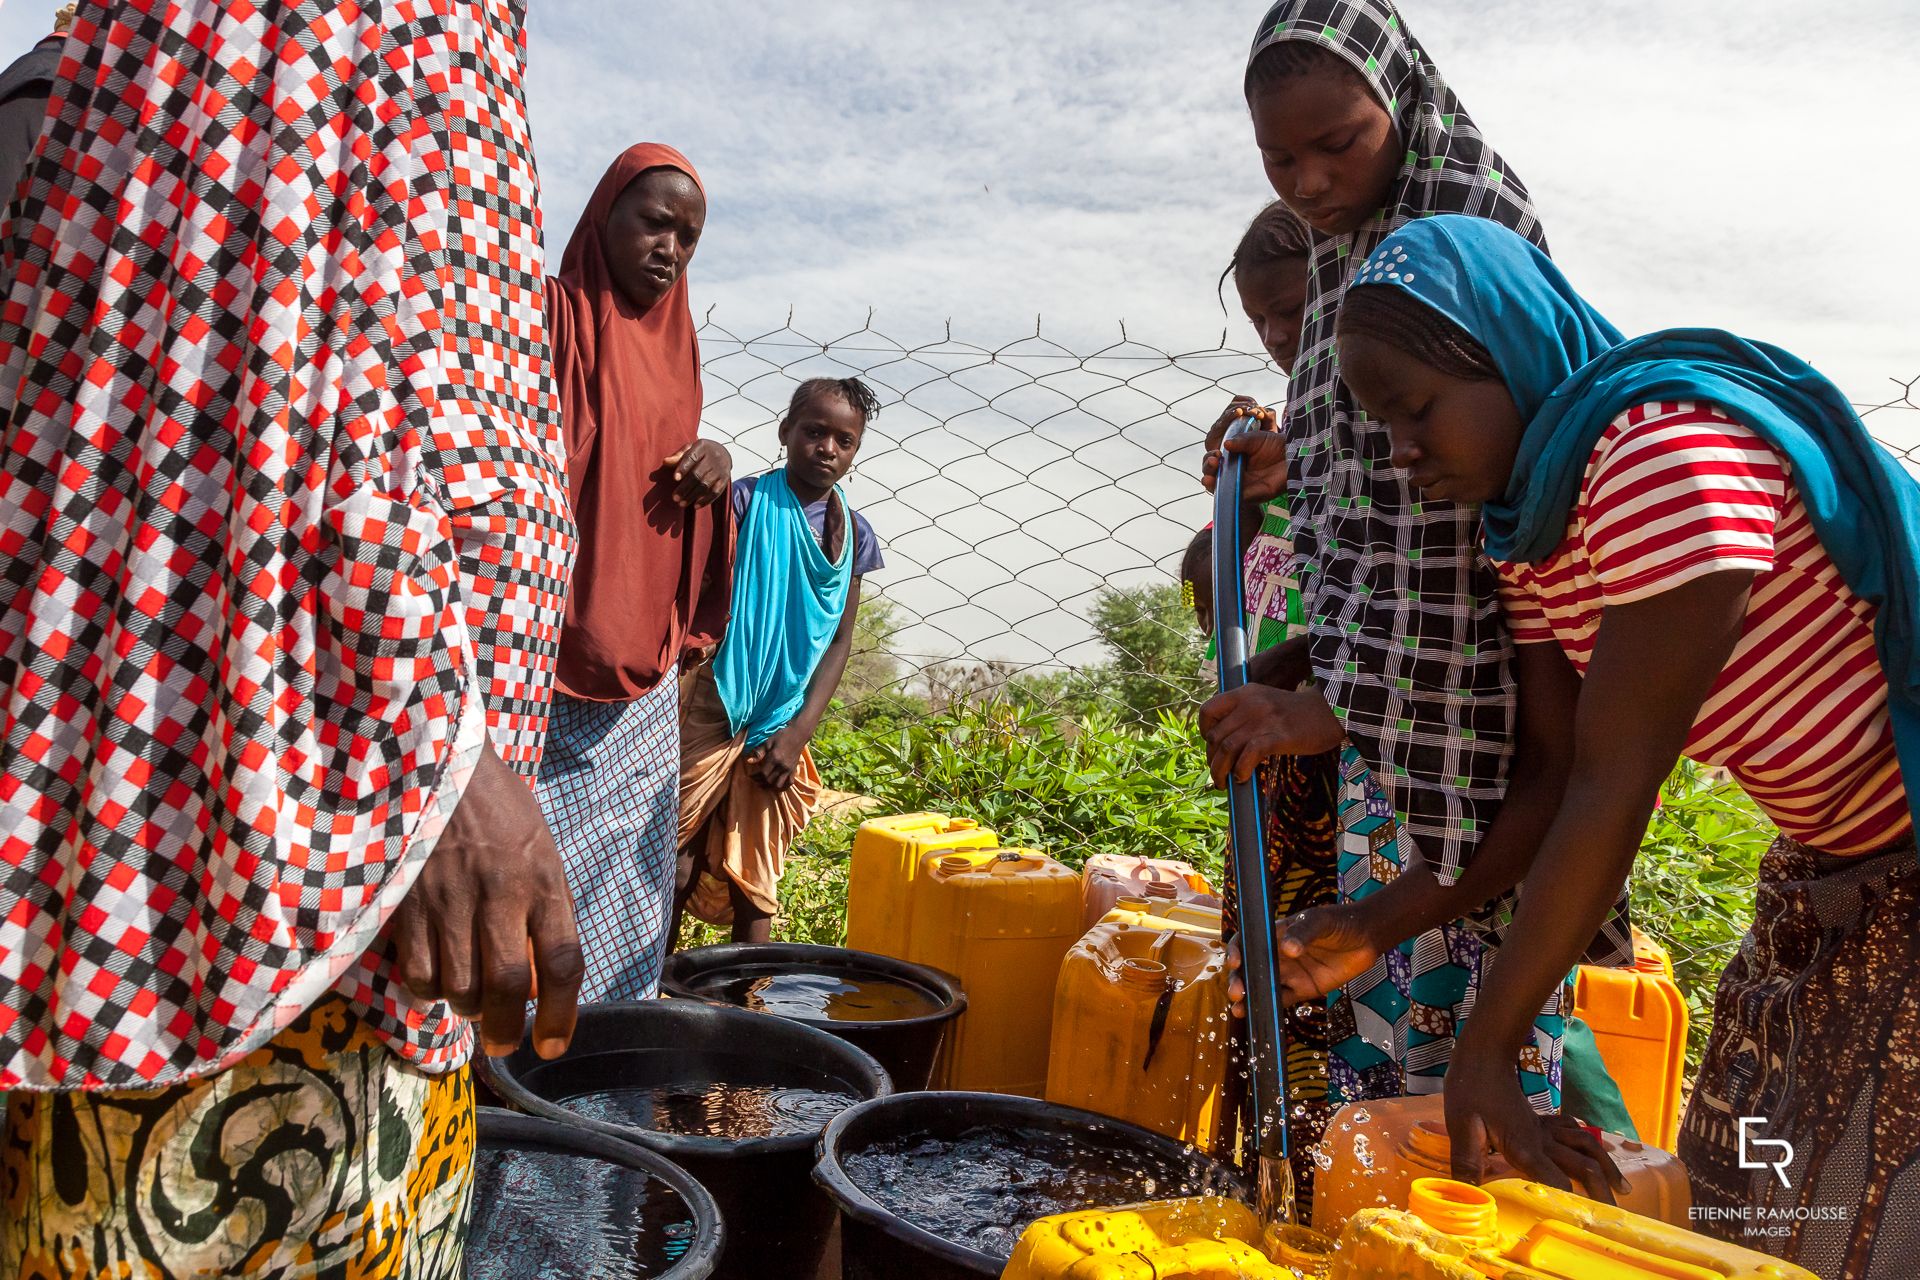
left=1, top=999, right=475, bottom=1280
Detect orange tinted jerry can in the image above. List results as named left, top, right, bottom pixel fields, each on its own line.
left=1572, top=927, right=1689, bottom=1149
left=1045, top=920, right=1230, bottom=1146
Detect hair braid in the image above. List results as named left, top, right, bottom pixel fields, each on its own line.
left=1337, top=285, right=1501, bottom=382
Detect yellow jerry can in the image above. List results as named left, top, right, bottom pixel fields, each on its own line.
left=1331, top=1177, right=1818, bottom=1280
left=1003, top=1197, right=1335, bottom=1279
left=905, top=848, right=1079, bottom=1095
left=1099, top=897, right=1225, bottom=938
left=844, top=811, right=996, bottom=957
left=1080, top=853, right=1219, bottom=932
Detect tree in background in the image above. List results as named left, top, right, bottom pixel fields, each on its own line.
left=840, top=594, right=906, bottom=703
left=1077, top=583, right=1209, bottom=726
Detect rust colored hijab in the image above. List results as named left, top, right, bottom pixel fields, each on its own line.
left=548, top=144, right=731, bottom=701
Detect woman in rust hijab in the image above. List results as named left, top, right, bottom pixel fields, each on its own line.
left=538, top=143, right=733, bottom=1000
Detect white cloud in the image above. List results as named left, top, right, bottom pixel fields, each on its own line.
left=521, top=0, right=1919, bottom=420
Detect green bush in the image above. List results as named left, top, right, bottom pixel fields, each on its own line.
left=684, top=700, right=1766, bottom=1088
left=1626, top=761, right=1767, bottom=1072
left=811, top=700, right=1228, bottom=878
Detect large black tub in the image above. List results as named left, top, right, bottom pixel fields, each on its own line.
left=482, top=1001, right=891, bottom=1280
left=465, top=1108, right=722, bottom=1279
left=661, top=942, right=966, bottom=1090
left=814, top=1091, right=1246, bottom=1279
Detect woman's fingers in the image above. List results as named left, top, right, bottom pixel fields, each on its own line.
left=390, top=898, right=440, bottom=1001
left=527, top=896, right=585, bottom=1061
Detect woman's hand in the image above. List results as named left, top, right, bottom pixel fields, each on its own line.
left=746, top=725, right=807, bottom=792
left=1444, top=1052, right=1627, bottom=1204
left=1225, top=902, right=1386, bottom=1017
left=1199, top=685, right=1343, bottom=786
left=665, top=439, right=731, bottom=506
left=1201, top=397, right=1287, bottom=501
left=390, top=743, right=584, bottom=1060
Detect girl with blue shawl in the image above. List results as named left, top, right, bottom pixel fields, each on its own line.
left=1318, top=214, right=1919, bottom=1276
left=673, top=378, right=884, bottom=944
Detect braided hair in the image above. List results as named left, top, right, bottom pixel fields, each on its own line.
left=1218, top=200, right=1312, bottom=310
left=786, top=376, right=881, bottom=426
left=1337, top=284, right=1501, bottom=382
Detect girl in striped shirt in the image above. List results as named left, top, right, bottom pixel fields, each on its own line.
left=1322, top=214, right=1920, bottom=1278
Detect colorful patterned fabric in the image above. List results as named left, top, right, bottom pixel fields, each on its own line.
left=1497, top=403, right=1908, bottom=856
left=1244, top=497, right=1306, bottom=654
left=539, top=680, right=683, bottom=1001
left=1221, top=745, right=1342, bottom=1215
left=1680, top=834, right=1920, bottom=1279
left=1245, top=0, right=1542, bottom=890
left=1325, top=748, right=1566, bottom=1111
left=0, top=998, right=476, bottom=1279
left=0, top=0, right=570, bottom=1090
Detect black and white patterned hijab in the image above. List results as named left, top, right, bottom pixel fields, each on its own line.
left=1246, top=2, right=1548, bottom=891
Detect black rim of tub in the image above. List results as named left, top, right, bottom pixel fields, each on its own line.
left=474, top=1105, right=726, bottom=1278
left=659, top=942, right=968, bottom=1031
left=478, top=999, right=895, bottom=1162
left=811, top=1089, right=1246, bottom=1273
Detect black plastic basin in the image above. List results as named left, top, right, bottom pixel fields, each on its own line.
left=465, top=1107, right=722, bottom=1279
left=814, top=1091, right=1246, bottom=1280
left=482, top=1001, right=891, bottom=1280
left=661, top=942, right=966, bottom=1090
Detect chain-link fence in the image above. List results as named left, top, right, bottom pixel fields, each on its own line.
left=690, top=308, right=1920, bottom=1063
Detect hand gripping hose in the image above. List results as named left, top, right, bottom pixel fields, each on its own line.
left=1213, top=411, right=1294, bottom=1224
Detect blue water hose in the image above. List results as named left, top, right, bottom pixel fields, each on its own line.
left=1212, top=412, right=1294, bottom=1221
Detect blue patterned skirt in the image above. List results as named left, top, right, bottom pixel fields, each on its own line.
left=537, top=673, right=681, bottom=1002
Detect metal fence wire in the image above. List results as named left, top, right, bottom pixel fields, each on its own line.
left=693, top=309, right=1920, bottom=1058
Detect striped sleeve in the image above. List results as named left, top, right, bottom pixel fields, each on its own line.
left=1495, top=565, right=1557, bottom=643
left=1580, top=403, right=1786, bottom=605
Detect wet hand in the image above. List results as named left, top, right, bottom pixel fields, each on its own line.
left=1198, top=685, right=1343, bottom=786
left=1275, top=904, right=1383, bottom=1006
left=746, top=727, right=805, bottom=792
left=1443, top=1056, right=1627, bottom=1205
left=389, top=743, right=584, bottom=1060
left=665, top=439, right=731, bottom=507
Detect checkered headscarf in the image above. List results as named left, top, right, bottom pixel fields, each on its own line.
left=1247, top=1, right=1540, bottom=886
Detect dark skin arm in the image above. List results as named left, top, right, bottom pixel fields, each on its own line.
left=749, top=575, right=863, bottom=792
left=1445, top=571, right=1753, bottom=1198
left=1252, top=639, right=1581, bottom=1011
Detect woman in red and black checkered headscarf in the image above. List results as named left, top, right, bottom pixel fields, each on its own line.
left=0, top=2, right=579, bottom=1274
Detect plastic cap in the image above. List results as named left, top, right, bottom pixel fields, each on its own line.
left=1407, top=1177, right=1498, bottom=1245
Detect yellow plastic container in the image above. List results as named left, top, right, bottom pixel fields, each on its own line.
left=1099, top=897, right=1225, bottom=938
left=1312, top=1094, right=1689, bottom=1238
left=844, top=811, right=997, bottom=957
left=1080, top=853, right=1219, bottom=932
left=1572, top=930, right=1689, bottom=1149
left=1333, top=1178, right=1819, bottom=1279
left=1004, top=1197, right=1334, bottom=1279
left=905, top=848, right=1080, bottom=1095
left=1046, top=921, right=1230, bottom=1146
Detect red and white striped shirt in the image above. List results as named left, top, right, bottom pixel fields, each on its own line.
left=1494, top=401, right=1908, bottom=855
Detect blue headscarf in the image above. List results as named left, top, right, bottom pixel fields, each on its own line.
left=1348, top=215, right=1920, bottom=843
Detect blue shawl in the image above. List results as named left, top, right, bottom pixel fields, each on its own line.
left=1347, top=215, right=1920, bottom=842
left=712, top=471, right=853, bottom=750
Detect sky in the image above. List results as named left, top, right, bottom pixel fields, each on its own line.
left=504, top=0, right=1919, bottom=414
left=0, top=0, right=1913, bottom=667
